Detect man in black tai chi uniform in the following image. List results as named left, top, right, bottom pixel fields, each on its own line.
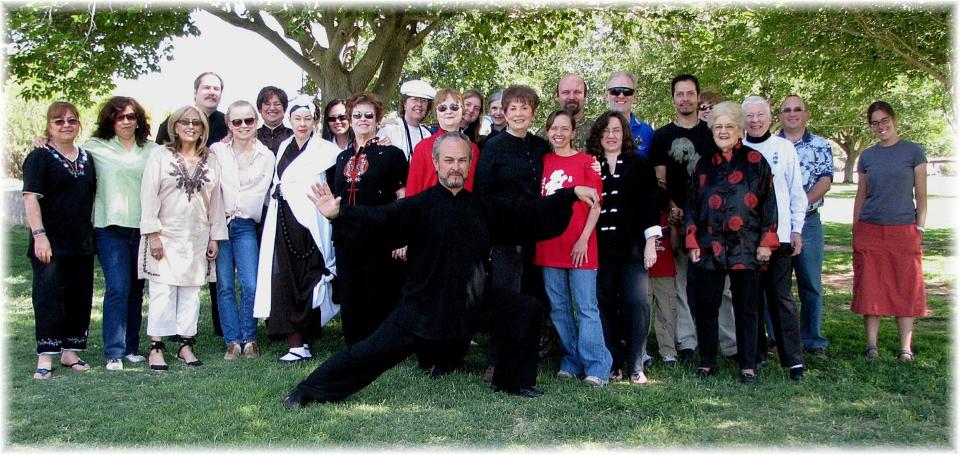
left=283, top=131, right=599, bottom=407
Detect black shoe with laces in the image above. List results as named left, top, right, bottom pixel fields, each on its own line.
left=283, top=389, right=315, bottom=409
left=492, top=385, right=544, bottom=398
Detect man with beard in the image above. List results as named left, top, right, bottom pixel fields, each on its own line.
left=648, top=74, right=716, bottom=364
left=556, top=73, right=593, bottom=150
left=282, top=132, right=600, bottom=407
left=377, top=79, right=436, bottom=161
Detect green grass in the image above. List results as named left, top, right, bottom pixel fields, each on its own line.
left=4, top=223, right=952, bottom=448
left=828, top=182, right=954, bottom=199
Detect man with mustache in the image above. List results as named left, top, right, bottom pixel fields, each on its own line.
left=283, top=131, right=600, bottom=407
left=556, top=73, right=593, bottom=151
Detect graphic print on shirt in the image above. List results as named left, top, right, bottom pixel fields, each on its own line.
left=343, top=153, right=370, bottom=183
left=542, top=169, right=573, bottom=196
left=169, top=153, right=210, bottom=202
left=668, top=137, right=700, bottom=175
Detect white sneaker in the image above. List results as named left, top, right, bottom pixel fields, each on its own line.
left=662, top=355, right=678, bottom=365
left=555, top=370, right=575, bottom=380
left=105, top=359, right=123, bottom=371
left=124, top=353, right=146, bottom=363
left=630, top=371, right=649, bottom=385
left=583, top=376, right=607, bottom=388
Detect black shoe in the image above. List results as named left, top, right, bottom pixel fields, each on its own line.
left=807, top=347, right=828, bottom=360
left=429, top=367, right=447, bottom=379
left=678, top=349, right=696, bottom=364
left=493, top=386, right=544, bottom=398
left=740, top=372, right=758, bottom=385
left=789, top=366, right=805, bottom=382
left=694, top=367, right=714, bottom=379
left=282, top=389, right=314, bottom=409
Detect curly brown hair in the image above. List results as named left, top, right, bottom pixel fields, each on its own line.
left=92, top=96, right=151, bottom=146
left=586, top=111, right=634, bottom=158
left=345, top=91, right=384, bottom=123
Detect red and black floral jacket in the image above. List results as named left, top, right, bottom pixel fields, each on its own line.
left=684, top=141, right=780, bottom=270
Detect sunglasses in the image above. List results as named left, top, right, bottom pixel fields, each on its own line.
left=351, top=112, right=375, bottom=120
left=607, top=87, right=635, bottom=97
left=176, top=118, right=204, bottom=127
left=230, top=117, right=257, bottom=127
left=326, top=114, right=348, bottom=123
left=436, top=103, right=461, bottom=113
left=51, top=118, right=79, bottom=126
left=115, top=113, right=138, bottom=122
left=698, top=104, right=713, bottom=111
left=781, top=107, right=805, bottom=114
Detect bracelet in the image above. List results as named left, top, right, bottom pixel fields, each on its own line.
left=31, top=228, right=46, bottom=237
left=917, top=226, right=926, bottom=233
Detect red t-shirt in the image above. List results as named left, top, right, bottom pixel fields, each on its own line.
left=534, top=151, right=602, bottom=270
left=405, top=130, right=480, bottom=197
left=648, top=212, right=677, bottom=278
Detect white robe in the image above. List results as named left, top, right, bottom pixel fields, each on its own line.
left=253, top=135, right=340, bottom=326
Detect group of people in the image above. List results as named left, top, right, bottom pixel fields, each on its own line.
left=23, top=69, right=928, bottom=406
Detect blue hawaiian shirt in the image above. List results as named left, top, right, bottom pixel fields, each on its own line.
left=778, top=129, right=833, bottom=211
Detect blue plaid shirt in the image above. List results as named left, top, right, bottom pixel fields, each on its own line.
left=778, top=129, right=833, bottom=212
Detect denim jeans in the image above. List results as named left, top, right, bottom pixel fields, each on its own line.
left=95, top=226, right=145, bottom=359
left=792, top=213, right=828, bottom=350
left=597, top=258, right=650, bottom=375
left=542, top=267, right=611, bottom=378
left=216, top=218, right=260, bottom=344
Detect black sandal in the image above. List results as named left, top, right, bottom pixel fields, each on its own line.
left=177, top=337, right=203, bottom=367
left=149, top=341, right=169, bottom=371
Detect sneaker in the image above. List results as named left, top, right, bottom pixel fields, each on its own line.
left=124, top=353, right=146, bottom=363
left=630, top=371, right=648, bottom=385
left=224, top=342, right=241, bottom=361
left=555, top=370, right=575, bottom=380
left=789, top=366, right=805, bottom=382
left=642, top=354, right=654, bottom=370
left=807, top=347, right=828, bottom=359
left=242, top=341, right=260, bottom=359
left=609, top=369, right=624, bottom=382
left=105, top=358, right=123, bottom=371
left=583, top=376, right=607, bottom=388
left=662, top=355, right=677, bottom=365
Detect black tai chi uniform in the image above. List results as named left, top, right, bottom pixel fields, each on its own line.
left=294, top=184, right=580, bottom=401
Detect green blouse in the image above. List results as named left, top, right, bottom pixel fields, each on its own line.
left=83, top=136, right=155, bottom=229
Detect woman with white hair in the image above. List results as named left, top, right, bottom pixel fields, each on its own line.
left=253, top=95, right=340, bottom=364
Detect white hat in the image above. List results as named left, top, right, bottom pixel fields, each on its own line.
left=400, top=79, right=436, bottom=99
left=287, top=94, right=317, bottom=117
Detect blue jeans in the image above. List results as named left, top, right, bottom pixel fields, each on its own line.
left=542, top=267, right=612, bottom=378
left=792, top=213, right=828, bottom=350
left=95, top=226, right=145, bottom=359
left=216, top=218, right=260, bottom=344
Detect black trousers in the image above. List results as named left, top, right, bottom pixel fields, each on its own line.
left=758, top=244, right=804, bottom=367
left=695, top=268, right=759, bottom=370
left=31, top=255, right=95, bottom=354
left=338, top=247, right=404, bottom=346
left=296, top=289, right=543, bottom=402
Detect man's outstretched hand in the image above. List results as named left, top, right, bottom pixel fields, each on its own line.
left=309, top=182, right=342, bottom=219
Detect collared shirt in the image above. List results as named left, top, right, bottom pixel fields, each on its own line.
left=629, top=113, right=655, bottom=158
left=83, top=136, right=154, bottom=228
left=377, top=120, right=431, bottom=161
left=257, top=123, right=294, bottom=154
left=778, top=129, right=834, bottom=212
left=744, top=132, right=807, bottom=241
left=211, top=140, right=276, bottom=224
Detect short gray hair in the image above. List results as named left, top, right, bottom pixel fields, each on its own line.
left=741, top=95, right=772, bottom=116
left=488, top=90, right=503, bottom=105
left=707, top=101, right=745, bottom=131
left=605, top=71, right=637, bottom=88
left=432, top=130, right=471, bottom=162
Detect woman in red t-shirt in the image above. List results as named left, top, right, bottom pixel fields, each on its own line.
left=534, top=110, right=612, bottom=387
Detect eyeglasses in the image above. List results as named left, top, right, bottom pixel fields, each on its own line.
left=115, top=113, right=138, bottom=122
left=607, top=87, right=636, bottom=97
left=781, top=107, right=805, bottom=114
left=351, top=112, right=376, bottom=120
left=51, top=118, right=79, bottom=126
left=602, top=128, right=624, bottom=137
left=230, top=117, right=257, bottom=127
left=698, top=104, right=713, bottom=112
left=326, top=114, right=348, bottom=123
left=712, top=123, right=739, bottom=132
left=176, top=119, right=204, bottom=127
left=869, top=116, right=892, bottom=128
left=436, top=103, right=461, bottom=113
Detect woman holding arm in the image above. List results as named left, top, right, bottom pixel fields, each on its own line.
left=23, top=102, right=97, bottom=379
left=852, top=101, right=927, bottom=361
left=139, top=105, right=228, bottom=370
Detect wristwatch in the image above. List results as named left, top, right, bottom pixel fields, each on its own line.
left=31, top=228, right=46, bottom=237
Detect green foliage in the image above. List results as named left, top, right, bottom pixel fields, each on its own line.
left=5, top=3, right=198, bottom=105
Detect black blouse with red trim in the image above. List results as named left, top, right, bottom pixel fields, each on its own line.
left=683, top=141, right=779, bottom=271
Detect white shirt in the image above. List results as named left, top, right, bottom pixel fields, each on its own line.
left=744, top=134, right=806, bottom=242
left=377, top=119, right=431, bottom=161
left=211, top=139, right=275, bottom=224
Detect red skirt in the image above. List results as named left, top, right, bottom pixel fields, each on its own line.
left=851, top=221, right=927, bottom=317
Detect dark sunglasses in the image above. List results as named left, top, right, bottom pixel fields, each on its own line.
left=351, top=112, right=375, bottom=120
left=176, top=119, right=204, bottom=127
left=781, top=107, right=805, bottom=114
left=607, top=87, right=635, bottom=97
left=115, top=113, right=138, bottom=122
left=51, top=118, right=79, bottom=126
left=436, top=103, right=461, bottom=113
left=230, top=117, right=257, bottom=127
left=698, top=104, right=713, bottom=111
left=326, top=114, right=348, bottom=123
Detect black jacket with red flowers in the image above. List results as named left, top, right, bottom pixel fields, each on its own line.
left=684, top=141, right=780, bottom=271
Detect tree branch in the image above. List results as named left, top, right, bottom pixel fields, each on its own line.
left=204, top=6, right=318, bottom=78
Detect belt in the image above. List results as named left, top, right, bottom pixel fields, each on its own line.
left=805, top=209, right=818, bottom=218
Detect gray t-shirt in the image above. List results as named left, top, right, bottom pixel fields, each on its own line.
left=857, top=139, right=926, bottom=225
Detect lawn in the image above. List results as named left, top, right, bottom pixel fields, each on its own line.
left=3, top=221, right=953, bottom=449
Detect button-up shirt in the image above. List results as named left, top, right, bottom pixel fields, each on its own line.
left=211, top=140, right=276, bottom=223
left=778, top=129, right=834, bottom=212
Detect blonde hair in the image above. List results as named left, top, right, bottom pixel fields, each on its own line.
left=165, top=105, right=210, bottom=156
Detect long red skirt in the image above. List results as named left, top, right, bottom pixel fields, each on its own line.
left=851, top=221, right=927, bottom=317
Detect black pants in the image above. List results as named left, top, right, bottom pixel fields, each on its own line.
left=296, top=289, right=543, bottom=402
left=695, top=268, right=759, bottom=370
left=597, top=258, right=650, bottom=375
left=758, top=244, right=804, bottom=367
left=31, top=255, right=95, bottom=354
left=338, top=247, right=404, bottom=346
